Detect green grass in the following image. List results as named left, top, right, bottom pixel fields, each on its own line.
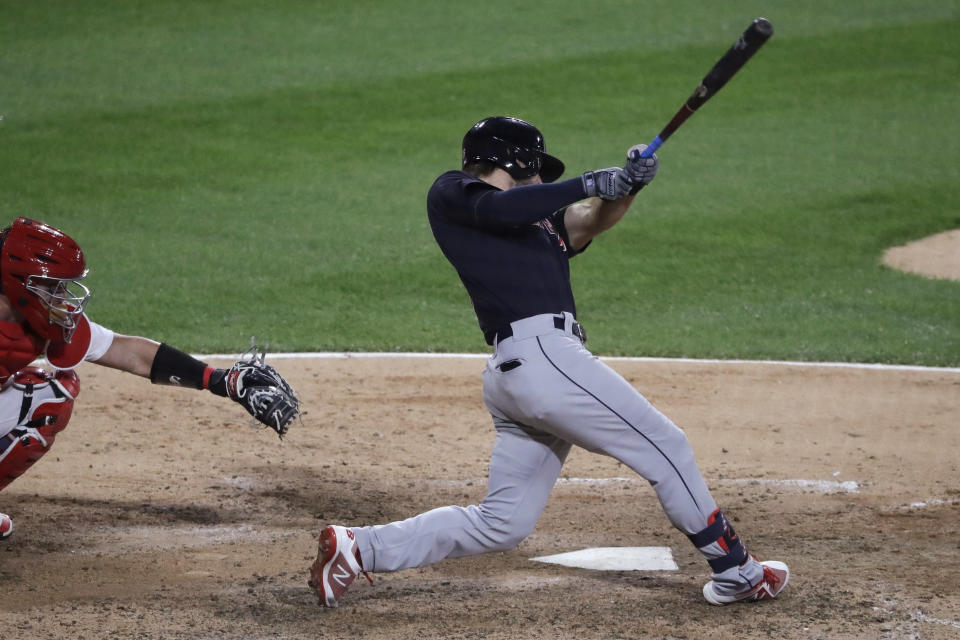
left=1, top=1, right=958, bottom=364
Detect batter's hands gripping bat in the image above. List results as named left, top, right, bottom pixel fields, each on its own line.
left=637, top=17, right=774, bottom=160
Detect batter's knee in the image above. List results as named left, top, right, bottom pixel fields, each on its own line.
left=475, top=503, right=539, bottom=551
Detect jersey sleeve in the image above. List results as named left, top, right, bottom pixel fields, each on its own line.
left=84, top=319, right=115, bottom=362
left=429, top=171, right=587, bottom=230
left=44, top=314, right=116, bottom=369
left=428, top=172, right=497, bottom=225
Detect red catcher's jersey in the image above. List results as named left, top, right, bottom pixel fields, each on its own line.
left=0, top=315, right=93, bottom=383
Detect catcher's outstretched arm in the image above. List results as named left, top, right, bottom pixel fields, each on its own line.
left=95, top=336, right=299, bottom=438
left=93, top=334, right=162, bottom=378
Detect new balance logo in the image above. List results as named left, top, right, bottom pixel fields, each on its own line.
left=331, top=561, right=353, bottom=587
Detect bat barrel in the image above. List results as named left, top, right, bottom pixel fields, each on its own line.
left=701, top=17, right=774, bottom=94
left=638, top=18, right=773, bottom=160
left=748, top=17, right=774, bottom=42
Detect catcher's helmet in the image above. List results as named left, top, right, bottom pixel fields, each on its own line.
left=462, top=116, right=565, bottom=183
left=0, top=217, right=90, bottom=343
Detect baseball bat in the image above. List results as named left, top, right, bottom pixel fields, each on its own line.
left=638, top=17, right=774, bottom=159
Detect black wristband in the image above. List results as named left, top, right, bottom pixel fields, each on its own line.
left=207, top=369, right=228, bottom=397
left=149, top=343, right=209, bottom=389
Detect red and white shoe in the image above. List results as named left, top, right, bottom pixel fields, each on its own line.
left=308, top=525, right=372, bottom=607
left=703, top=560, right=789, bottom=605
left=0, top=512, right=12, bottom=540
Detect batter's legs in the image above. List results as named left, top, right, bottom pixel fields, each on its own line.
left=483, top=333, right=718, bottom=533
left=352, top=424, right=571, bottom=572
left=323, top=325, right=785, bottom=605
left=482, top=331, right=764, bottom=590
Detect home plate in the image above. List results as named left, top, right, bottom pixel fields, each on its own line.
left=530, top=547, right=678, bottom=571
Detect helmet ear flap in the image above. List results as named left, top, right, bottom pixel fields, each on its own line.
left=510, top=146, right=543, bottom=179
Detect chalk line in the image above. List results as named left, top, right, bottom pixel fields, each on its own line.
left=192, top=351, right=960, bottom=374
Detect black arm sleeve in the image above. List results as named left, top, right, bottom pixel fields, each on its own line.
left=466, top=177, right=587, bottom=228
left=149, top=343, right=209, bottom=389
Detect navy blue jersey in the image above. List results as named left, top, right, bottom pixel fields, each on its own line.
left=427, top=170, right=590, bottom=345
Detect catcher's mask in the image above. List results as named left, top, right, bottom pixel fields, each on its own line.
left=462, top=116, right=565, bottom=183
left=0, top=217, right=90, bottom=343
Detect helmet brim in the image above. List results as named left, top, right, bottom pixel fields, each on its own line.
left=539, top=153, right=565, bottom=183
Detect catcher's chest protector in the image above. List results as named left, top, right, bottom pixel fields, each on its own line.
left=0, top=321, right=46, bottom=383
left=0, top=314, right=94, bottom=383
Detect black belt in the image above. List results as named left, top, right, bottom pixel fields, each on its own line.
left=495, top=315, right=587, bottom=343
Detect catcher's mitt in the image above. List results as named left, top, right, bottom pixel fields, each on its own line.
left=221, top=341, right=299, bottom=438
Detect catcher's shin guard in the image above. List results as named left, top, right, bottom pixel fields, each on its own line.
left=0, top=367, right=79, bottom=491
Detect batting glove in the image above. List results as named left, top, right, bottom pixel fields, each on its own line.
left=624, top=144, right=659, bottom=194
left=582, top=167, right=633, bottom=201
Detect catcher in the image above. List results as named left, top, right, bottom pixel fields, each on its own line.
left=0, top=217, right=299, bottom=539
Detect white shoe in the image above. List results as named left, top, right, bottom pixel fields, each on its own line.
left=307, top=525, right=371, bottom=607
left=703, top=560, right=789, bottom=605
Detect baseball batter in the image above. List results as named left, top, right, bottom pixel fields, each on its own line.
left=309, top=117, right=788, bottom=607
left=0, top=217, right=298, bottom=540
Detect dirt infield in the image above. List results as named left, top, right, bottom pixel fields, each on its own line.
left=883, top=229, right=960, bottom=281
left=1, top=355, right=958, bottom=639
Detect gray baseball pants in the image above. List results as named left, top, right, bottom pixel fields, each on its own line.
left=352, top=312, right=719, bottom=572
